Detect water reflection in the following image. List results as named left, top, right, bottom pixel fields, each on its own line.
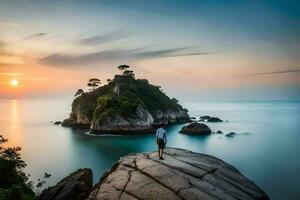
left=6, top=100, right=23, bottom=147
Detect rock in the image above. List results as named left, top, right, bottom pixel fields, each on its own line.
left=180, top=122, right=211, bottom=135
left=226, top=132, right=236, bottom=137
left=207, top=117, right=223, bottom=122
left=54, top=121, right=62, bottom=125
left=216, top=130, right=223, bottom=134
left=200, top=116, right=224, bottom=122
left=200, top=115, right=212, bottom=120
left=62, top=118, right=90, bottom=129
left=39, top=168, right=93, bottom=200
left=88, top=148, right=269, bottom=200
left=90, top=105, right=154, bottom=134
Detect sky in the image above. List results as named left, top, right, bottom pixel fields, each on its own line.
left=0, top=0, right=299, bottom=100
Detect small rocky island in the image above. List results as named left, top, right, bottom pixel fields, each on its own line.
left=62, top=65, right=190, bottom=134
left=39, top=148, right=269, bottom=200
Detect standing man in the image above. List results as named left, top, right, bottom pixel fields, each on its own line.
left=156, top=124, right=167, bottom=160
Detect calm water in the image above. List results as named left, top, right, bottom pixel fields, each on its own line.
left=0, top=99, right=299, bottom=199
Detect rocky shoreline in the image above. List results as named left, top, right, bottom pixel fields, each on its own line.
left=39, top=148, right=269, bottom=200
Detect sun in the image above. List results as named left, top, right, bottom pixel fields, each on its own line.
left=10, top=79, right=19, bottom=86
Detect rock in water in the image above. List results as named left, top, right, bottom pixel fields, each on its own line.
left=180, top=122, right=212, bottom=135
left=200, top=116, right=224, bottom=122
left=88, top=148, right=269, bottom=200
left=200, top=115, right=212, bottom=120
left=54, top=121, right=62, bottom=125
left=39, top=168, right=93, bottom=200
left=226, top=132, right=237, bottom=137
left=207, top=117, right=223, bottom=122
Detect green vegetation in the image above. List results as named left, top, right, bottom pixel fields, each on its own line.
left=71, top=65, right=184, bottom=124
left=0, top=135, right=51, bottom=200
left=0, top=135, right=35, bottom=200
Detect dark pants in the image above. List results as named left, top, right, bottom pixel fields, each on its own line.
left=157, top=138, right=165, bottom=149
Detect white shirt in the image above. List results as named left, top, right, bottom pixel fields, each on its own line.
left=156, top=128, right=167, bottom=144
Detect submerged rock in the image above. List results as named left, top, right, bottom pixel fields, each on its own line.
left=226, top=132, right=237, bottom=137
left=180, top=122, right=212, bottom=135
left=216, top=130, right=223, bottom=134
left=89, top=148, right=269, bottom=200
left=39, top=168, right=93, bottom=200
left=54, top=121, right=62, bottom=125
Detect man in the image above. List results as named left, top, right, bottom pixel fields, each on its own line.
left=156, top=124, right=167, bottom=160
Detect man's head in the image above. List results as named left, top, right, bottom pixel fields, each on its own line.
left=160, top=123, right=164, bottom=128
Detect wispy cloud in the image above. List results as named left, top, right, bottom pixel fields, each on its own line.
left=25, top=32, right=48, bottom=40
left=39, top=47, right=211, bottom=66
left=78, top=31, right=126, bottom=46
left=0, top=22, right=22, bottom=28
left=241, top=69, right=300, bottom=76
left=136, top=48, right=212, bottom=58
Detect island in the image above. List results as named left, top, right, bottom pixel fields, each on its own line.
left=39, top=148, right=270, bottom=200
left=62, top=65, right=190, bottom=134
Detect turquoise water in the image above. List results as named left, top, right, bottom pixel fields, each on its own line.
left=0, top=99, right=299, bottom=199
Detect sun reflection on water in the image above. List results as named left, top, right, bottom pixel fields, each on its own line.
left=8, top=99, right=23, bottom=147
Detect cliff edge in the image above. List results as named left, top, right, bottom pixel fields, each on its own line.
left=40, top=148, right=269, bottom=200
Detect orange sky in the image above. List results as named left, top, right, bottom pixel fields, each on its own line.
left=0, top=0, right=299, bottom=100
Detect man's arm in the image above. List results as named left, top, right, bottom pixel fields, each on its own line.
left=164, top=131, right=167, bottom=144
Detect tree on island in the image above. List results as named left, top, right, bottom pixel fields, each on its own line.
left=74, top=89, right=84, bottom=97
left=87, top=78, right=101, bottom=91
left=123, top=70, right=135, bottom=78
left=117, top=64, right=130, bottom=73
left=117, top=65, right=135, bottom=78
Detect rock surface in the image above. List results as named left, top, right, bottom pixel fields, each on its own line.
left=180, top=122, right=212, bottom=135
left=88, top=148, right=269, bottom=200
left=39, top=168, right=93, bottom=200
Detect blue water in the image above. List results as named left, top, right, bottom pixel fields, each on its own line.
left=0, top=99, right=299, bottom=199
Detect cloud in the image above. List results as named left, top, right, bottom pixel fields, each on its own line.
left=39, top=47, right=211, bottom=66
left=78, top=31, right=126, bottom=45
left=241, top=69, right=300, bottom=76
left=0, top=22, right=22, bottom=28
left=25, top=33, right=48, bottom=40
left=136, top=48, right=211, bottom=58
left=0, top=40, right=17, bottom=65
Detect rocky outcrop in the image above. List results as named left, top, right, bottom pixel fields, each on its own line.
left=88, top=148, right=269, bottom=200
left=39, top=168, right=92, bottom=200
left=207, top=117, right=223, bottom=122
left=180, top=122, right=212, bottom=135
left=62, top=70, right=191, bottom=134
left=90, top=105, right=154, bottom=134
left=200, top=116, right=224, bottom=122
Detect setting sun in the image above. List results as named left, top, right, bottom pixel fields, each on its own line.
left=10, top=79, right=19, bottom=86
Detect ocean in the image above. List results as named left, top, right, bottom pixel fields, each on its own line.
left=0, top=99, right=299, bottom=199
